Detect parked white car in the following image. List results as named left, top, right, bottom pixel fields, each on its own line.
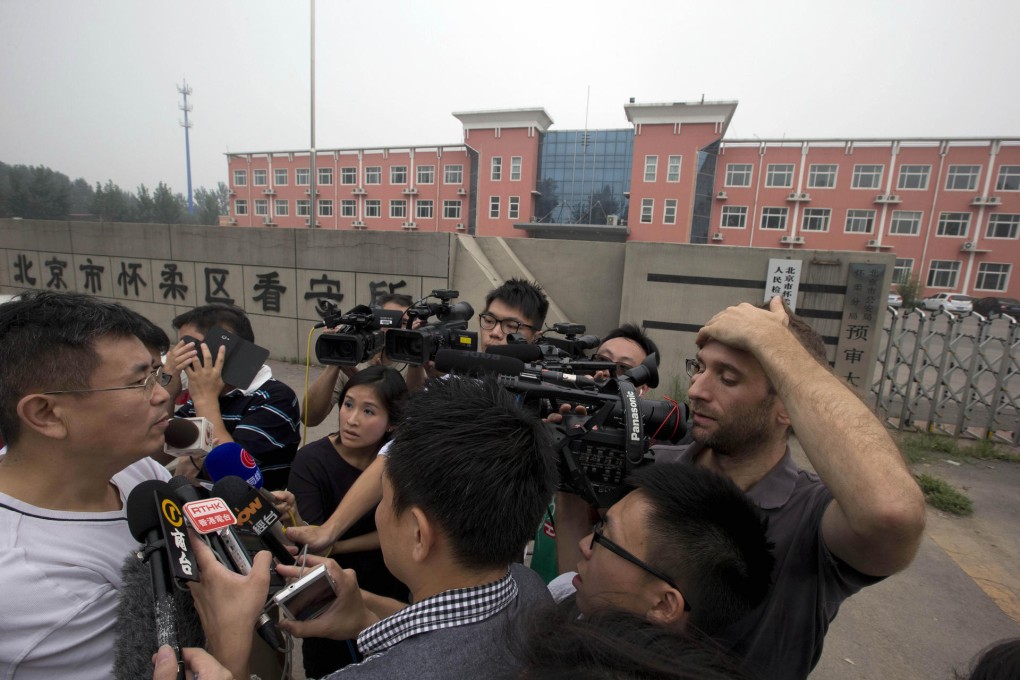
left=921, top=293, right=974, bottom=313
left=887, top=292, right=903, bottom=308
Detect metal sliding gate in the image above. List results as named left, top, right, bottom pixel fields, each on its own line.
left=871, top=309, right=1020, bottom=445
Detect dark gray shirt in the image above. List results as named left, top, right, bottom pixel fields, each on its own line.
left=654, top=443, right=881, bottom=680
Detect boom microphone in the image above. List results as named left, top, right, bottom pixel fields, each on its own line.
left=212, top=476, right=296, bottom=566
left=485, top=343, right=544, bottom=362
left=163, top=417, right=214, bottom=457
left=435, top=349, right=527, bottom=377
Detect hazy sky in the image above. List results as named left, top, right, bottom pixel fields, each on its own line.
left=1, top=0, right=1017, bottom=196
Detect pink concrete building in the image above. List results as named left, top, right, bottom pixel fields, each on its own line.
left=225, top=101, right=1020, bottom=299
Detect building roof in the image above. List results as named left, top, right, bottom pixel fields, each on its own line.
left=452, top=108, right=554, bottom=133
left=624, top=100, right=739, bottom=135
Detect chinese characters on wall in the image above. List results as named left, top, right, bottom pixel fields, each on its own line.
left=833, top=263, right=886, bottom=392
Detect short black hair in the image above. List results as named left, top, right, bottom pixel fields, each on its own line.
left=385, top=376, right=557, bottom=571
left=374, top=293, right=413, bottom=309
left=602, top=323, right=660, bottom=362
left=627, top=464, right=774, bottom=635
left=504, top=607, right=749, bottom=680
left=959, top=638, right=1020, bottom=680
left=0, top=291, right=168, bottom=446
left=337, top=365, right=408, bottom=443
left=484, top=279, right=549, bottom=329
left=172, top=303, right=254, bottom=343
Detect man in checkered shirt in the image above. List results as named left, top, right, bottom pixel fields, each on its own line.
left=187, top=375, right=558, bottom=679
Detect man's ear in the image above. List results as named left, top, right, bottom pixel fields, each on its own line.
left=646, top=587, right=688, bottom=627
left=409, top=506, right=435, bottom=563
left=17, top=394, right=70, bottom=441
left=774, top=396, right=791, bottom=429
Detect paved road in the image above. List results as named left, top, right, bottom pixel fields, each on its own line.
left=269, top=359, right=1020, bottom=680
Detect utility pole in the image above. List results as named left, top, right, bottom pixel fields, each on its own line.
left=178, top=80, right=195, bottom=214
left=309, top=0, right=317, bottom=226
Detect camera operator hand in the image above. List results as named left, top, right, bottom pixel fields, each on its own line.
left=270, top=489, right=305, bottom=528
left=275, top=555, right=380, bottom=641
left=152, top=646, right=233, bottom=680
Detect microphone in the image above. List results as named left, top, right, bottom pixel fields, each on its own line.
left=485, top=342, right=544, bottom=362
left=125, top=480, right=188, bottom=680
left=163, top=417, right=214, bottom=457
left=212, top=476, right=296, bottom=566
left=435, top=349, right=528, bottom=377
left=167, top=477, right=286, bottom=653
left=204, top=441, right=264, bottom=488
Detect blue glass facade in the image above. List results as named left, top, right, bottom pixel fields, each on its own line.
left=534, top=129, right=633, bottom=225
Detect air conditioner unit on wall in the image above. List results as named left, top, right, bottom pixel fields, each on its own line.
left=716, top=191, right=728, bottom=200
left=961, top=241, right=975, bottom=251
left=866, top=239, right=879, bottom=247
left=711, top=232, right=724, bottom=241
left=455, top=223, right=466, bottom=231
left=457, top=187, right=467, bottom=196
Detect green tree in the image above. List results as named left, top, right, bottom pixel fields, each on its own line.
left=91, top=180, right=133, bottom=221
left=0, top=164, right=72, bottom=219
left=152, top=181, right=182, bottom=224
left=898, top=273, right=922, bottom=308
left=215, top=181, right=230, bottom=215
left=193, top=186, right=223, bottom=225
left=69, top=177, right=94, bottom=215
left=135, top=184, right=155, bottom=223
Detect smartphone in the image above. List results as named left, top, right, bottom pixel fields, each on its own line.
left=272, top=564, right=338, bottom=621
left=181, top=325, right=270, bottom=389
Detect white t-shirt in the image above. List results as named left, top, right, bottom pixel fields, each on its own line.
left=0, top=457, right=170, bottom=680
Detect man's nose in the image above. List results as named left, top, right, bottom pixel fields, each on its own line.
left=578, top=533, right=594, bottom=560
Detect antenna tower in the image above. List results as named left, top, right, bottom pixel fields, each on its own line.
left=178, top=80, right=195, bottom=214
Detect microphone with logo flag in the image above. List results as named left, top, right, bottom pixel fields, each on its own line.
left=212, top=475, right=296, bottom=566
left=204, top=441, right=264, bottom=489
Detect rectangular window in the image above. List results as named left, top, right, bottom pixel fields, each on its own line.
left=296, top=200, right=310, bottom=216
left=890, top=210, right=922, bottom=236
left=976, top=263, right=1011, bottom=291
left=760, top=207, right=788, bottom=230
left=390, top=166, right=408, bottom=185
left=318, top=168, right=333, bottom=185
left=233, top=169, right=247, bottom=186
left=801, top=208, right=831, bottom=232
left=341, top=167, right=357, bottom=185
left=274, top=199, right=289, bottom=217
left=927, top=260, right=961, bottom=288
left=318, top=200, right=333, bottom=217
left=807, top=164, right=837, bottom=189
left=765, top=164, right=794, bottom=188
left=234, top=199, right=248, bottom=215
left=845, top=209, right=876, bottom=234
left=417, top=200, right=434, bottom=220
left=254, top=199, right=268, bottom=216
left=937, top=212, right=971, bottom=237
left=996, top=165, right=1020, bottom=191
left=720, top=206, right=747, bottom=228
left=340, top=200, right=356, bottom=218
left=443, top=200, right=462, bottom=220
left=663, top=199, right=678, bottom=224
left=510, top=157, right=522, bottom=181
left=489, top=196, right=500, bottom=219
left=666, top=156, right=682, bottom=183
left=417, top=165, right=435, bottom=185
left=945, top=165, right=980, bottom=191
left=987, top=214, right=1020, bottom=239
left=274, top=168, right=288, bottom=186
left=296, top=168, right=310, bottom=186
left=897, top=164, right=930, bottom=190
left=491, top=157, right=502, bottom=181
left=508, top=196, right=520, bottom=220
left=253, top=169, right=267, bottom=186
left=643, top=156, right=658, bottom=182
left=390, top=200, right=407, bottom=219
left=444, top=164, right=464, bottom=184
left=893, top=258, right=913, bottom=284
left=365, top=167, right=381, bottom=185
left=365, top=200, right=381, bottom=218
left=640, top=198, right=654, bottom=224
left=725, top=164, right=752, bottom=187
left=852, top=164, right=883, bottom=189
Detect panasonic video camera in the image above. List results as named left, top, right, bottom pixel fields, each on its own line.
left=384, top=289, right=478, bottom=365
left=313, top=301, right=404, bottom=366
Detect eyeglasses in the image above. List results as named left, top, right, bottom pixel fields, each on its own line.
left=478, top=312, right=535, bottom=335
left=593, top=354, right=633, bottom=377
left=685, top=359, right=703, bottom=378
left=590, top=520, right=691, bottom=612
left=43, top=368, right=172, bottom=398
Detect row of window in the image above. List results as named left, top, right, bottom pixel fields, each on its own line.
left=894, top=258, right=1012, bottom=292
left=717, top=206, right=1019, bottom=239
left=638, top=198, right=679, bottom=224
left=723, top=163, right=1020, bottom=192
left=642, top=155, right=684, bottom=183
left=235, top=199, right=465, bottom=220
left=233, top=164, right=466, bottom=187
left=490, top=156, right=523, bottom=182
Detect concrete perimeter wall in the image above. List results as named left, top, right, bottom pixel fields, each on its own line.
left=2, top=219, right=894, bottom=393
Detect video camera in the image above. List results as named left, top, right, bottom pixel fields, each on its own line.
left=385, top=289, right=478, bottom=365
left=434, top=349, right=687, bottom=507
left=313, top=301, right=404, bottom=366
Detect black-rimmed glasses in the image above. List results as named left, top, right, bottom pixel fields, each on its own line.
left=685, top=359, right=703, bottom=378
left=478, top=312, right=535, bottom=334
left=43, top=368, right=172, bottom=398
left=590, top=520, right=691, bottom=612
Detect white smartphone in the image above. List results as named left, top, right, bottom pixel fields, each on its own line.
left=272, top=564, right=338, bottom=621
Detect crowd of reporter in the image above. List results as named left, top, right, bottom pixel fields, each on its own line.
left=0, top=282, right=1011, bottom=680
